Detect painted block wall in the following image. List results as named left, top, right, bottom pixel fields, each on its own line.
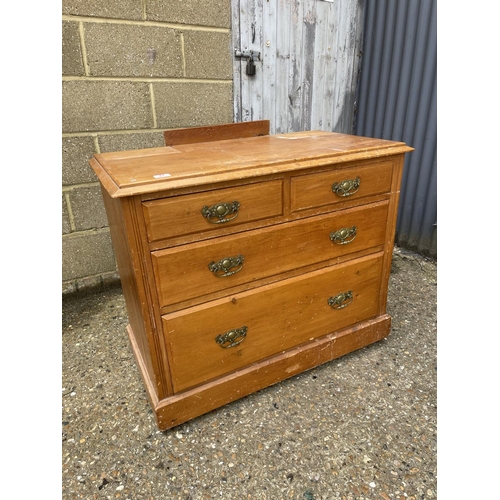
left=62, top=0, right=233, bottom=294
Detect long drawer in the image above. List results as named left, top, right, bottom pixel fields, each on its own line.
left=142, top=180, right=283, bottom=242
left=152, top=201, right=389, bottom=308
left=163, top=253, right=384, bottom=393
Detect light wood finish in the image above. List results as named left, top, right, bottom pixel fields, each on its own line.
left=91, top=130, right=411, bottom=198
left=290, top=159, right=393, bottom=212
left=152, top=202, right=388, bottom=309
left=163, top=120, right=270, bottom=146
left=90, top=121, right=413, bottom=430
left=164, top=253, right=384, bottom=392
left=142, top=180, right=283, bottom=242
left=150, top=315, right=392, bottom=430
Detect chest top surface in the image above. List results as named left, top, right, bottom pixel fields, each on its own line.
left=90, top=130, right=413, bottom=198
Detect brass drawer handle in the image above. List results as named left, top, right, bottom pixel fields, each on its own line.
left=330, top=226, right=357, bottom=245
left=208, top=255, right=245, bottom=277
left=328, top=291, right=353, bottom=309
left=332, top=177, right=360, bottom=197
left=215, top=326, right=248, bottom=348
left=201, top=201, right=240, bottom=224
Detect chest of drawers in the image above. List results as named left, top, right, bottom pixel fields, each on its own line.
left=90, top=121, right=413, bottom=431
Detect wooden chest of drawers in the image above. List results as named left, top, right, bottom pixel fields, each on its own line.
left=90, top=121, right=413, bottom=431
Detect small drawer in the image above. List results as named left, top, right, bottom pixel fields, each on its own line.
left=163, top=253, right=384, bottom=392
left=152, top=201, right=389, bottom=308
left=142, top=180, right=283, bottom=242
left=290, top=160, right=393, bottom=212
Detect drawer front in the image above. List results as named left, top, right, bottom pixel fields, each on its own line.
left=163, top=253, right=384, bottom=392
left=142, top=180, right=283, bottom=242
left=152, top=201, right=389, bottom=308
left=290, top=160, right=393, bottom=212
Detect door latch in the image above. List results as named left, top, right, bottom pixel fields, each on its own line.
left=235, top=49, right=261, bottom=77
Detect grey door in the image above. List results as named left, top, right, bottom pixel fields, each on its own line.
left=232, top=0, right=364, bottom=134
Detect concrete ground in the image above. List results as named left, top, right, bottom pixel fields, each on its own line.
left=62, top=247, right=437, bottom=500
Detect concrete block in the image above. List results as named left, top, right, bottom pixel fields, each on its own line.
left=73, top=274, right=103, bottom=292
left=62, top=0, right=143, bottom=21
left=153, top=81, right=233, bottom=129
left=98, top=132, right=165, bottom=153
left=78, top=272, right=119, bottom=292
left=62, top=270, right=121, bottom=295
left=100, top=271, right=121, bottom=289
left=63, top=194, right=72, bottom=234
left=62, top=280, right=77, bottom=295
left=68, top=186, right=108, bottom=231
left=62, top=81, right=153, bottom=133
left=183, top=31, right=232, bottom=80
left=62, top=136, right=97, bottom=185
left=146, top=0, right=230, bottom=28
left=62, top=230, right=116, bottom=281
left=83, top=23, right=183, bottom=78
left=62, top=21, right=84, bottom=76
